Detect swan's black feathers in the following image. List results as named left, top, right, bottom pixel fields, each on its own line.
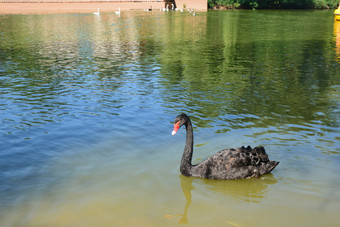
left=228, top=146, right=268, bottom=167
left=190, top=146, right=279, bottom=179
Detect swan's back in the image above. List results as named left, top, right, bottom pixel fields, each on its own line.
left=190, top=146, right=279, bottom=180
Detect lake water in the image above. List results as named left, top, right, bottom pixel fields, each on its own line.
left=0, top=9, right=339, bottom=226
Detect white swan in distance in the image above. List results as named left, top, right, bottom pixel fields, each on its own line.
left=93, top=8, right=100, bottom=15
left=161, top=5, right=169, bottom=11
left=115, top=7, right=121, bottom=15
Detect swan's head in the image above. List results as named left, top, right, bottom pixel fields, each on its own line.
left=172, top=113, right=188, bottom=135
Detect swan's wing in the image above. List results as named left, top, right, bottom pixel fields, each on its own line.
left=191, top=146, right=278, bottom=179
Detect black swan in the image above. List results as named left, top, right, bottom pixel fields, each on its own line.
left=172, top=113, right=279, bottom=180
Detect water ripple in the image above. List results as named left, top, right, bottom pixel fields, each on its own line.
left=0, top=11, right=339, bottom=226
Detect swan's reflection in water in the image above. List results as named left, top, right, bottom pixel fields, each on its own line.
left=178, top=174, right=278, bottom=224
left=178, top=175, right=193, bottom=224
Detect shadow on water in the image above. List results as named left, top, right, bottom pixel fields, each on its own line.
left=178, top=174, right=277, bottom=224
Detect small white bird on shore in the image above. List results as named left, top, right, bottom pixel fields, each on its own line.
left=115, top=7, right=121, bottom=15
left=93, top=8, right=100, bottom=15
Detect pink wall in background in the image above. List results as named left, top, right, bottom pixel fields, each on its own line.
left=174, top=0, right=207, bottom=10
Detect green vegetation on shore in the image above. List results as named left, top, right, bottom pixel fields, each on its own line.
left=208, top=0, right=339, bottom=9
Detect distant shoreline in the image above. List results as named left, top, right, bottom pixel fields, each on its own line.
left=0, top=2, right=165, bottom=15
left=0, top=0, right=207, bottom=15
left=209, top=1, right=339, bottom=10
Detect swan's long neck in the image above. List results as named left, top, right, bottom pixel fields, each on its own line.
left=180, top=118, right=194, bottom=176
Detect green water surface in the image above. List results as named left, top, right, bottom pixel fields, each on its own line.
left=0, top=10, right=339, bottom=226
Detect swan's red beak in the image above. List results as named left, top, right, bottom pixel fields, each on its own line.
left=172, top=121, right=180, bottom=135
